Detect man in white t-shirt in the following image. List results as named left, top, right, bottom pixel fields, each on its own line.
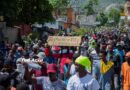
left=33, top=64, right=66, bottom=90
left=67, top=56, right=100, bottom=90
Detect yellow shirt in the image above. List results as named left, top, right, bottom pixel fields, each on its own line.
left=100, top=60, right=114, bottom=74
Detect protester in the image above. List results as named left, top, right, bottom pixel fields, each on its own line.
left=30, top=52, right=47, bottom=90
left=93, top=51, right=114, bottom=90
left=0, top=26, right=130, bottom=90
left=60, top=58, right=72, bottom=84
left=67, top=52, right=80, bottom=77
left=67, top=56, right=100, bottom=90
left=31, top=64, right=66, bottom=90
left=113, top=44, right=125, bottom=89
left=121, top=52, right=130, bottom=90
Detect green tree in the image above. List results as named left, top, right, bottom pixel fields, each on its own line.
left=49, top=0, right=70, bottom=16
left=96, top=12, right=108, bottom=26
left=16, top=0, right=54, bottom=24
left=0, top=0, right=54, bottom=25
left=84, top=0, right=98, bottom=15
left=49, top=0, right=70, bottom=9
left=0, top=0, right=17, bottom=26
left=108, top=8, right=120, bottom=25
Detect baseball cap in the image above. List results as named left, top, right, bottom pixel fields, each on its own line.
left=33, top=44, right=38, bottom=49
left=37, top=52, right=45, bottom=59
left=126, top=52, right=130, bottom=58
left=47, top=64, right=58, bottom=73
left=52, top=46, right=61, bottom=51
left=17, top=46, right=24, bottom=51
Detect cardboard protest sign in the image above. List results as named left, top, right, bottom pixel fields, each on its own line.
left=47, top=36, right=81, bottom=46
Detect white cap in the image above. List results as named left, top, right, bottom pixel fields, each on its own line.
left=33, top=44, right=39, bottom=49
left=37, top=52, right=45, bottom=59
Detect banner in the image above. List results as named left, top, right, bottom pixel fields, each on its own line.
left=47, top=36, right=81, bottom=46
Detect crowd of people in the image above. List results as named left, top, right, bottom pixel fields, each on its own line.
left=0, top=29, right=130, bottom=90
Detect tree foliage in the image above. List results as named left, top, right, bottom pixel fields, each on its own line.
left=0, top=0, right=54, bottom=25
left=0, top=0, right=17, bottom=25
left=17, top=0, right=54, bottom=24
left=49, top=0, right=70, bottom=10
left=108, top=8, right=120, bottom=24
left=96, top=7, right=121, bottom=27
left=96, top=12, right=108, bottom=26
left=84, top=0, right=98, bottom=15
left=49, top=0, right=70, bottom=15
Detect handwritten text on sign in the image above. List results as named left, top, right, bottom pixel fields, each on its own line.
left=47, top=36, right=81, bottom=46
